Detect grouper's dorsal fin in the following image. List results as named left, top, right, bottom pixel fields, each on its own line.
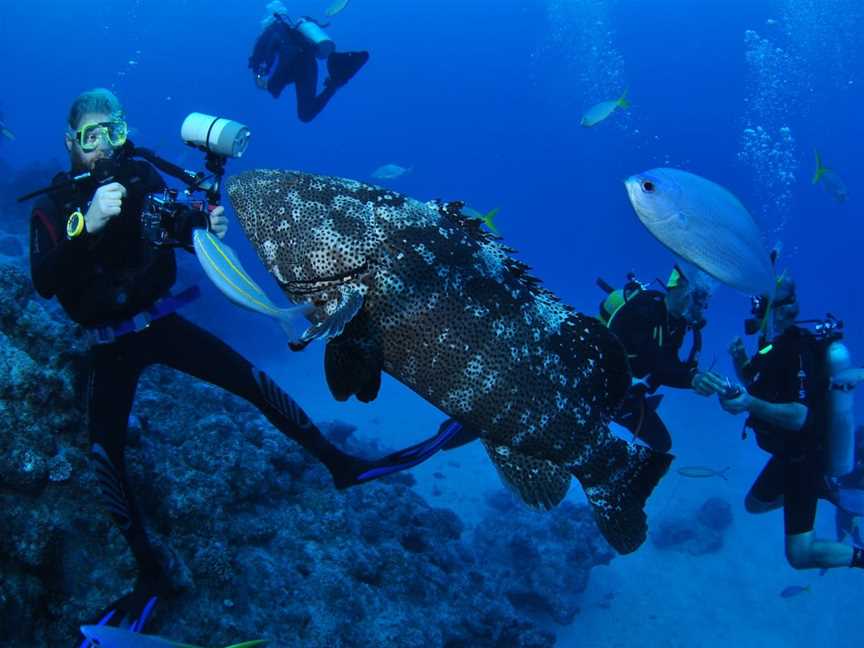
left=435, top=200, right=562, bottom=303
left=481, top=440, right=571, bottom=510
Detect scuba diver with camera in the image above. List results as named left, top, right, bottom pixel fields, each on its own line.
left=716, top=274, right=864, bottom=571
left=25, top=89, right=459, bottom=644
left=249, top=12, right=369, bottom=122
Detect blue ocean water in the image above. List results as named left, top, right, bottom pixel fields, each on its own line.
left=1, top=0, right=863, bottom=645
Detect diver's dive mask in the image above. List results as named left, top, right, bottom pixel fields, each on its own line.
left=744, top=290, right=798, bottom=335
left=72, top=120, right=128, bottom=152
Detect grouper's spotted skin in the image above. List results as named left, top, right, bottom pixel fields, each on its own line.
left=227, top=170, right=671, bottom=554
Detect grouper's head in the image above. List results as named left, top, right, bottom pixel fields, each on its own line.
left=226, top=169, right=385, bottom=298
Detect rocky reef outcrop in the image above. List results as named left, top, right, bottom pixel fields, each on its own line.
left=0, top=261, right=612, bottom=647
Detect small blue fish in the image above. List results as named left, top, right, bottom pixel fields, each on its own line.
left=780, top=584, right=811, bottom=598
left=80, top=625, right=267, bottom=647
left=192, top=229, right=311, bottom=340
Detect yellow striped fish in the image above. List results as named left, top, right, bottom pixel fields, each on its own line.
left=192, top=229, right=311, bottom=340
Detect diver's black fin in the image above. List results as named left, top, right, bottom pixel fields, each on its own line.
left=481, top=440, right=571, bottom=510
left=324, top=337, right=382, bottom=403
left=327, top=51, right=369, bottom=87
left=335, top=419, right=463, bottom=489
left=439, top=418, right=481, bottom=450
left=571, top=435, right=672, bottom=554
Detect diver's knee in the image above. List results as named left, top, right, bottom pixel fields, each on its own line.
left=784, top=544, right=810, bottom=570
left=784, top=533, right=814, bottom=570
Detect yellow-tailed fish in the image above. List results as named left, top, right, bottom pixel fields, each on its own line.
left=80, top=624, right=267, bottom=647
left=812, top=149, right=847, bottom=203
left=325, top=0, right=351, bottom=17
left=463, top=206, right=501, bottom=235
left=580, top=89, right=630, bottom=127
left=192, top=229, right=311, bottom=340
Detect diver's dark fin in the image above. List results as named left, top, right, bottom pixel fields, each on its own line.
left=645, top=394, right=664, bottom=411
left=299, top=287, right=364, bottom=345
left=481, top=440, right=571, bottom=510
left=571, top=436, right=672, bottom=554
left=327, top=51, right=369, bottom=87
left=324, top=337, right=382, bottom=403
left=336, top=419, right=463, bottom=489
left=440, top=418, right=481, bottom=450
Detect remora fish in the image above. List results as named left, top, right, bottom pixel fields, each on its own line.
left=227, top=170, right=672, bottom=554
left=625, top=168, right=775, bottom=297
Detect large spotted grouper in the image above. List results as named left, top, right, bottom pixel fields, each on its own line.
left=226, top=169, right=672, bottom=553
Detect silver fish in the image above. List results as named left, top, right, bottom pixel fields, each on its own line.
left=227, top=169, right=672, bottom=554
left=625, top=168, right=775, bottom=297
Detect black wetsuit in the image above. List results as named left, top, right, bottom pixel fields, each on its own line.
left=742, top=326, right=830, bottom=535
left=249, top=17, right=367, bottom=123
left=29, top=160, right=371, bottom=595
left=607, top=289, right=700, bottom=453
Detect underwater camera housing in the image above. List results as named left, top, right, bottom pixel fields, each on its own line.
left=140, top=189, right=210, bottom=247
left=138, top=113, right=251, bottom=247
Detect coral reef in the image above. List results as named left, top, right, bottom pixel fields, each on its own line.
left=0, top=262, right=611, bottom=647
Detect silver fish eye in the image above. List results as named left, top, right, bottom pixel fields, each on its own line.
left=641, top=180, right=656, bottom=193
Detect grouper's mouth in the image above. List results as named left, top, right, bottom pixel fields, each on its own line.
left=280, top=260, right=370, bottom=297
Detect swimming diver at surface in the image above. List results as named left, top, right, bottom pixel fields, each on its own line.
left=27, top=88, right=457, bottom=644
left=249, top=12, right=369, bottom=123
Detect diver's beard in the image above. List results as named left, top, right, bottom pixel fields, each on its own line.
left=70, top=147, right=112, bottom=174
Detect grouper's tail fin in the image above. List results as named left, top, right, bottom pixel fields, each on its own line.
left=572, top=436, right=672, bottom=554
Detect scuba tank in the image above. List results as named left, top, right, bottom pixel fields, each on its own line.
left=826, top=340, right=859, bottom=477
left=295, top=17, right=335, bottom=59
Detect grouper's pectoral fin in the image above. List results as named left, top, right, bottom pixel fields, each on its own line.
left=325, top=337, right=382, bottom=403
left=481, top=440, right=571, bottom=510
left=569, top=432, right=672, bottom=555
left=298, top=285, right=365, bottom=347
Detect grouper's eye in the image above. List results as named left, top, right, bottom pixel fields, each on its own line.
left=641, top=180, right=655, bottom=193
